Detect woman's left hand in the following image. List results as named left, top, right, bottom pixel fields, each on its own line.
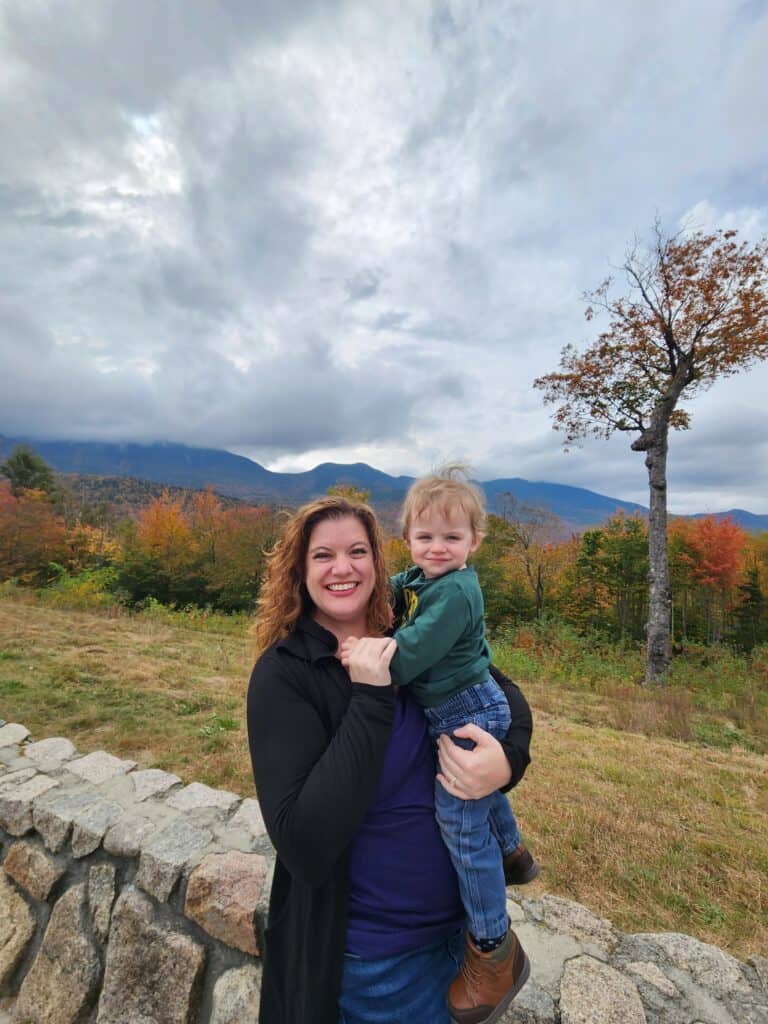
left=436, top=723, right=512, bottom=800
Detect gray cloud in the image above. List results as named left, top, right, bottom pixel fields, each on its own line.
left=345, top=268, right=382, bottom=302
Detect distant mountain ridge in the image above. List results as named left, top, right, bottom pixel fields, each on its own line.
left=2, top=435, right=766, bottom=532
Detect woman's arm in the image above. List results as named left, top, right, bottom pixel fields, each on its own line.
left=247, top=651, right=395, bottom=888
left=436, top=664, right=532, bottom=800
left=489, top=663, right=533, bottom=791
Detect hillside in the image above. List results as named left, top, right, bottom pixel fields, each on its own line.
left=1, top=597, right=765, bottom=961
left=2, top=435, right=767, bottom=531
left=55, top=474, right=247, bottom=520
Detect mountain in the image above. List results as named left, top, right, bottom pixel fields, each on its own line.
left=2, top=435, right=767, bottom=532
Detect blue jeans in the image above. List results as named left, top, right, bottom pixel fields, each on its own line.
left=339, top=929, right=464, bottom=1023
left=424, top=679, right=521, bottom=941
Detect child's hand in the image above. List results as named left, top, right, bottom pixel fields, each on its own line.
left=346, top=636, right=397, bottom=687
left=338, top=636, right=359, bottom=666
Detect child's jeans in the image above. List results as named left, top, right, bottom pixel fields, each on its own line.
left=423, top=678, right=521, bottom=942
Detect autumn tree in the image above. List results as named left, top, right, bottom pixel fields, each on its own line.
left=385, top=535, right=411, bottom=575
left=669, top=515, right=746, bottom=643
left=496, top=495, right=564, bottom=619
left=206, top=505, right=278, bottom=610
left=534, top=223, right=768, bottom=684
left=0, top=482, right=68, bottom=584
left=472, top=514, right=534, bottom=630
left=327, top=482, right=371, bottom=503
left=117, top=493, right=204, bottom=606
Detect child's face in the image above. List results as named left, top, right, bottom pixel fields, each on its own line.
left=406, top=506, right=480, bottom=579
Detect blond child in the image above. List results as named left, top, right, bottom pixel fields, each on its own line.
left=344, top=469, right=537, bottom=1023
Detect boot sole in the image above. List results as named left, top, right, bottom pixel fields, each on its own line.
left=505, top=861, right=540, bottom=886
left=449, top=952, right=531, bottom=1024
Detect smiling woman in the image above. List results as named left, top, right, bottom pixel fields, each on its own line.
left=250, top=497, right=391, bottom=658
left=246, top=496, right=533, bottom=1024
left=304, top=516, right=377, bottom=635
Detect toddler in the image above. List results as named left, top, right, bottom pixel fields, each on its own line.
left=344, top=469, right=538, bottom=1023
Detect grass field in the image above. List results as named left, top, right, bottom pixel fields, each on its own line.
left=1, top=595, right=766, bottom=960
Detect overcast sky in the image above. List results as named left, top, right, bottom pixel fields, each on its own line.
left=2, top=1, right=767, bottom=513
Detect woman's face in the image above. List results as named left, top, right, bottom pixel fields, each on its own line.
left=304, top=515, right=376, bottom=636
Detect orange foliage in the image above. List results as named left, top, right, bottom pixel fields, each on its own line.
left=207, top=505, right=277, bottom=605
left=0, top=482, right=69, bottom=583
left=669, top=516, right=747, bottom=593
left=136, top=493, right=196, bottom=563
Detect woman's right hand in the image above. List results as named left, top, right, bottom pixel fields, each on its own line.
left=345, top=636, right=397, bottom=686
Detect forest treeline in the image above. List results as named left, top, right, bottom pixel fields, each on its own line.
left=1, top=470, right=767, bottom=651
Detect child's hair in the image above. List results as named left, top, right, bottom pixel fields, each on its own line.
left=400, top=464, right=486, bottom=539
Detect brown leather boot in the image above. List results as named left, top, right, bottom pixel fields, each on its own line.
left=447, top=928, right=530, bottom=1024
left=503, top=843, right=540, bottom=886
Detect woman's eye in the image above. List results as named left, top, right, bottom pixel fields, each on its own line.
left=350, top=548, right=368, bottom=557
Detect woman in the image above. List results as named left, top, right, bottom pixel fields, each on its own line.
left=247, top=496, right=532, bottom=1023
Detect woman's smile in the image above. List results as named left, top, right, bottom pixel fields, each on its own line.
left=305, top=516, right=375, bottom=635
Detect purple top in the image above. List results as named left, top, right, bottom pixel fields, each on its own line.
left=345, top=688, right=464, bottom=958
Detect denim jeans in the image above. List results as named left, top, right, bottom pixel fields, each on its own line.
left=339, top=929, right=464, bottom=1023
left=424, top=678, right=521, bottom=941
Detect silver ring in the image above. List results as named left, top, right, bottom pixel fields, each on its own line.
left=450, top=775, right=458, bottom=788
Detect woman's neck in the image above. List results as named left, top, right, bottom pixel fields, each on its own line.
left=312, top=612, right=369, bottom=647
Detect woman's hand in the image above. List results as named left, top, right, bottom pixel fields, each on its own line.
left=345, top=636, right=397, bottom=687
left=436, top=723, right=512, bottom=800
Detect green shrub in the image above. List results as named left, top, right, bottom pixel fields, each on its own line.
left=36, top=567, right=121, bottom=609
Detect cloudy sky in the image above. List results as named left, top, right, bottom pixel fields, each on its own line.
left=2, top=0, right=767, bottom=513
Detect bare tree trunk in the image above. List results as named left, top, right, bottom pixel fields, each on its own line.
left=644, top=437, right=671, bottom=684
left=535, top=567, right=544, bottom=619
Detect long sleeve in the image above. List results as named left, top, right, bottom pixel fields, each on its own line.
left=490, top=663, right=533, bottom=791
left=390, top=586, right=472, bottom=685
left=247, top=651, right=395, bottom=888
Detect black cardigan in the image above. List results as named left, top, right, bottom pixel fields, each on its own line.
left=247, top=616, right=533, bottom=1024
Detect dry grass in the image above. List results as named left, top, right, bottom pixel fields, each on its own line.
left=517, top=712, right=767, bottom=959
left=2, top=598, right=766, bottom=960
left=0, top=599, right=255, bottom=793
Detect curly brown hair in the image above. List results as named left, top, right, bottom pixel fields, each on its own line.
left=251, top=496, right=392, bottom=658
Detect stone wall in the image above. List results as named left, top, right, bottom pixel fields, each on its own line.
left=0, top=722, right=270, bottom=1024
left=1, top=720, right=767, bottom=1024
